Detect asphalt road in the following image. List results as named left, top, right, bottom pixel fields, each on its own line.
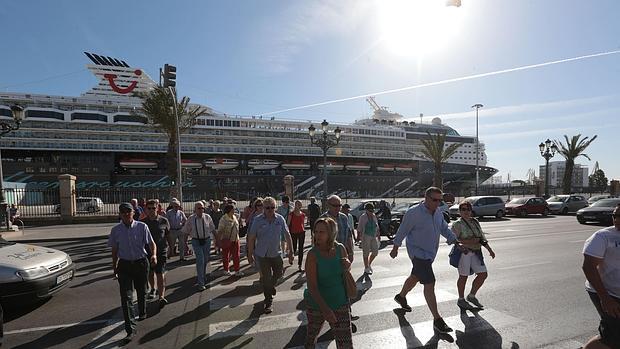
left=2, top=215, right=607, bottom=349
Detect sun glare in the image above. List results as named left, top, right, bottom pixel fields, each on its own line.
left=378, top=0, right=465, bottom=57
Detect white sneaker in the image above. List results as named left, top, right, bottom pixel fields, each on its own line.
left=236, top=271, right=245, bottom=277
left=225, top=270, right=233, bottom=276
left=364, top=267, right=371, bottom=274
left=368, top=266, right=373, bottom=275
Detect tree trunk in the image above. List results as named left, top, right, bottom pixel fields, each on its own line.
left=434, top=163, right=443, bottom=190
left=562, top=159, right=574, bottom=194
left=166, top=134, right=179, bottom=198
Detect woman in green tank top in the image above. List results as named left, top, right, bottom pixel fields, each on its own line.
left=304, top=217, right=353, bottom=348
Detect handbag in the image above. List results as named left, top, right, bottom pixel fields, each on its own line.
left=219, top=219, right=236, bottom=249
left=448, top=244, right=461, bottom=268
left=343, top=269, right=357, bottom=299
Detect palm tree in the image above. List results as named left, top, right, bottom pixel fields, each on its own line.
left=137, top=86, right=207, bottom=194
left=410, top=131, right=463, bottom=190
left=553, top=134, right=597, bottom=194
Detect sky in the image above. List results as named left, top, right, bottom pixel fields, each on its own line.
left=1, top=0, right=619, bottom=182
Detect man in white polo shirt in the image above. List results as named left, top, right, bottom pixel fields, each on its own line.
left=582, top=204, right=620, bottom=349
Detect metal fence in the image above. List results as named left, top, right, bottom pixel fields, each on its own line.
left=3, top=188, right=60, bottom=217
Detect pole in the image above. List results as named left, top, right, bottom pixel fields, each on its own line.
left=544, top=157, right=550, bottom=198
left=322, top=148, right=328, bottom=209
left=0, top=148, right=6, bottom=229
left=170, top=87, right=183, bottom=203
left=475, top=107, right=479, bottom=195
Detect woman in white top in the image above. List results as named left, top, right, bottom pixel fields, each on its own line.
left=357, top=202, right=380, bottom=275
left=183, top=201, right=216, bottom=291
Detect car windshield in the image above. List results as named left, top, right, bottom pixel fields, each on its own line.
left=509, top=198, right=528, bottom=204
left=394, top=203, right=411, bottom=211
left=591, top=199, right=620, bottom=207
left=547, top=196, right=567, bottom=203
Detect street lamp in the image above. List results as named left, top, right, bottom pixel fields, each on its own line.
left=1, top=105, right=24, bottom=228
left=308, top=120, right=341, bottom=209
left=539, top=139, right=557, bottom=199
left=471, top=103, right=483, bottom=195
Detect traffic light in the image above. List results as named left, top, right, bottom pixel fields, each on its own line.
left=163, top=64, right=177, bottom=88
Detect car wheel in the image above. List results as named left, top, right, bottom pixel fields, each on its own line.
left=542, top=208, right=549, bottom=217
left=518, top=210, right=527, bottom=218
left=577, top=218, right=586, bottom=224
left=88, top=207, right=95, bottom=213
left=561, top=207, right=569, bottom=215
left=495, top=210, right=504, bottom=219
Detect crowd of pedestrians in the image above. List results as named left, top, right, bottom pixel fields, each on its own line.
left=105, top=188, right=619, bottom=348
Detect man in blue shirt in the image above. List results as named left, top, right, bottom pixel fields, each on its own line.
left=390, top=187, right=461, bottom=334
left=247, top=197, right=294, bottom=314
left=108, top=202, right=156, bottom=344
left=321, top=195, right=353, bottom=262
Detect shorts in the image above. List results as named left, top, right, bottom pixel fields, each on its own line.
left=362, top=234, right=379, bottom=258
left=587, top=291, right=620, bottom=347
left=458, top=250, right=487, bottom=276
left=151, top=255, right=167, bottom=274
left=410, top=257, right=435, bottom=284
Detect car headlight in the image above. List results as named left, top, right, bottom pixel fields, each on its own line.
left=16, top=266, right=50, bottom=280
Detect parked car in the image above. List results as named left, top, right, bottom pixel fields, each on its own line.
left=55, top=197, right=104, bottom=213
left=0, top=239, right=75, bottom=302
left=449, top=196, right=506, bottom=219
left=505, top=197, right=550, bottom=217
left=587, top=194, right=616, bottom=205
left=392, top=200, right=450, bottom=223
left=546, top=195, right=588, bottom=215
left=349, top=199, right=389, bottom=222
left=576, top=198, right=620, bottom=225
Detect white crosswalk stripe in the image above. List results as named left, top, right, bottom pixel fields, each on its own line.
left=208, top=290, right=459, bottom=339
left=537, top=339, right=585, bottom=349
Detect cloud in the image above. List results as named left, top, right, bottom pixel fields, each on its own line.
left=256, top=0, right=368, bottom=74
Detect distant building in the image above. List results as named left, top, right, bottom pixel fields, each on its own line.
left=539, top=161, right=589, bottom=188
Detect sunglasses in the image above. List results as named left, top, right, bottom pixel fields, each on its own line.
left=120, top=210, right=132, bottom=214
left=255, top=204, right=263, bottom=208
left=429, top=198, right=442, bottom=203
left=329, top=203, right=342, bottom=207
left=264, top=206, right=275, bottom=210
left=197, top=207, right=205, bottom=210
left=460, top=208, right=472, bottom=212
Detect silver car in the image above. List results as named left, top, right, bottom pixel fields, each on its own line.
left=449, top=196, right=506, bottom=219
left=546, top=195, right=588, bottom=215
left=0, top=240, right=75, bottom=301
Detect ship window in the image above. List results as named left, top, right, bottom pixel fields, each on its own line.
left=71, top=112, right=107, bottom=122
left=215, top=120, right=223, bottom=126
left=26, top=110, right=65, bottom=120
left=0, top=108, right=12, bottom=117
left=114, top=114, right=147, bottom=123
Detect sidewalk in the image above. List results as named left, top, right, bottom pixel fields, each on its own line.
left=1, top=222, right=115, bottom=242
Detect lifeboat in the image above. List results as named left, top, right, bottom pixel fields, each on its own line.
left=181, top=160, right=203, bottom=169
left=204, top=158, right=239, bottom=170
left=394, top=165, right=413, bottom=172
left=345, top=163, right=370, bottom=171
left=248, top=159, right=280, bottom=170
left=318, top=163, right=344, bottom=171
left=376, top=165, right=396, bottom=171
left=281, top=161, right=310, bottom=170
left=119, top=159, right=158, bottom=169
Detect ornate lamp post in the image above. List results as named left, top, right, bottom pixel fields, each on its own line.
left=471, top=103, right=483, bottom=195
left=539, top=139, right=557, bottom=199
left=308, top=120, right=341, bottom=209
left=1, top=105, right=24, bottom=228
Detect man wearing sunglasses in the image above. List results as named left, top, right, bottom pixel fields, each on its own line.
left=142, top=199, right=170, bottom=308
left=389, top=187, right=461, bottom=334
left=247, top=197, right=294, bottom=314
left=582, top=204, right=620, bottom=349
left=321, top=195, right=353, bottom=262
left=108, top=203, right=157, bottom=343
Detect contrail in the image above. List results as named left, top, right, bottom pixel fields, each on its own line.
left=259, top=49, right=620, bottom=116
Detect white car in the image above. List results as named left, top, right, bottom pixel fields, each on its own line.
left=0, top=240, right=75, bottom=301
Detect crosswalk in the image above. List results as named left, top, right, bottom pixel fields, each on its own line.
left=204, top=260, right=535, bottom=349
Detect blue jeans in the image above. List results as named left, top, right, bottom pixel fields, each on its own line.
left=192, top=237, right=211, bottom=287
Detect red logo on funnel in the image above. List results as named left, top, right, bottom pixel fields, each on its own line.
left=104, top=69, right=142, bottom=94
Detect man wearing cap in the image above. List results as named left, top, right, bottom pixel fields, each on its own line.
left=321, top=195, right=353, bottom=262
left=166, top=198, right=187, bottom=260
left=108, top=203, right=157, bottom=343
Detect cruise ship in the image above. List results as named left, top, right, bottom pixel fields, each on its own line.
left=0, top=53, right=497, bottom=199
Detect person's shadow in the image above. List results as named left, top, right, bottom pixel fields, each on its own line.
left=455, top=309, right=518, bottom=349
left=392, top=309, right=454, bottom=348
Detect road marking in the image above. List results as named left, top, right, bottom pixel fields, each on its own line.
left=208, top=265, right=390, bottom=291
left=489, top=230, right=592, bottom=242
left=568, top=239, right=585, bottom=243
left=208, top=290, right=458, bottom=338
left=498, top=261, right=552, bottom=270
left=537, top=339, right=584, bottom=349
left=209, top=274, right=409, bottom=310
left=288, top=308, right=523, bottom=349
left=4, top=319, right=110, bottom=334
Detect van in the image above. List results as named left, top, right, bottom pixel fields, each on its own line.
left=449, top=196, right=506, bottom=219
